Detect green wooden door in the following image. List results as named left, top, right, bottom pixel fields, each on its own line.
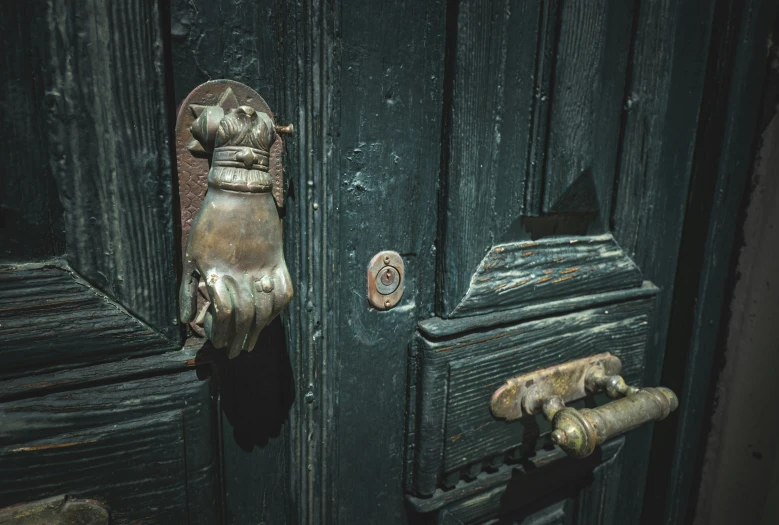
left=1, top=0, right=775, bottom=524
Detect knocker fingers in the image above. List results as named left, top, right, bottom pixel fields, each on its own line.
left=243, top=274, right=277, bottom=354
left=226, top=276, right=256, bottom=359
left=179, top=260, right=199, bottom=323
left=195, top=267, right=293, bottom=356
left=203, top=272, right=235, bottom=350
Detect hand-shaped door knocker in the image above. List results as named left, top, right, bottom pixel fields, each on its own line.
left=175, top=80, right=293, bottom=358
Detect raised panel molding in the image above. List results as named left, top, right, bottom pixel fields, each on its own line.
left=0, top=369, right=218, bottom=525
left=408, top=292, right=653, bottom=497
left=408, top=231, right=655, bottom=499
left=1, top=0, right=178, bottom=339
left=0, top=263, right=176, bottom=380
left=438, top=0, right=634, bottom=316
left=449, top=234, right=643, bottom=317
left=41, top=0, right=178, bottom=339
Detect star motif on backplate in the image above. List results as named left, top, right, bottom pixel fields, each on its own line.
left=187, top=87, right=240, bottom=155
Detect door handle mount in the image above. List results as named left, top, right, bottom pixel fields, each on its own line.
left=490, top=353, right=678, bottom=458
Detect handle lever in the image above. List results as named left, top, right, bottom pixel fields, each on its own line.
left=491, top=353, right=679, bottom=458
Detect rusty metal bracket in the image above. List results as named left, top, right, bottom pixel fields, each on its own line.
left=491, top=353, right=622, bottom=421
left=491, top=353, right=678, bottom=458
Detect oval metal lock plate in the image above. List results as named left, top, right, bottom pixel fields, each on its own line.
left=367, top=251, right=404, bottom=310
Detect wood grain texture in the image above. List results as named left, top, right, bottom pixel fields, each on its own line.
left=450, top=234, right=643, bottom=317
left=0, top=346, right=200, bottom=402
left=542, top=0, right=632, bottom=216
left=163, top=0, right=753, bottom=522
left=0, top=264, right=176, bottom=380
left=643, top=1, right=779, bottom=523
left=408, top=445, right=573, bottom=514
left=438, top=0, right=633, bottom=316
left=438, top=0, right=540, bottom=315
left=0, top=1, right=65, bottom=262
left=607, top=0, right=720, bottom=521
left=410, top=293, right=654, bottom=496
left=326, top=1, right=446, bottom=523
left=420, top=283, right=657, bottom=339
left=277, top=1, right=328, bottom=522
left=42, top=0, right=178, bottom=340
left=0, top=371, right=218, bottom=525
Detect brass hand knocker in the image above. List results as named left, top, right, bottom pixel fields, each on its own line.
left=175, top=81, right=293, bottom=358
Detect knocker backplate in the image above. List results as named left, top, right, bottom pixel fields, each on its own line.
left=175, top=79, right=285, bottom=256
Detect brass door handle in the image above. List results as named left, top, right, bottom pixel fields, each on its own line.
left=491, top=353, right=678, bottom=458
left=175, top=81, right=294, bottom=358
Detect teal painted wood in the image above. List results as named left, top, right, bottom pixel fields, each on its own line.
left=0, top=371, right=219, bottom=525
left=327, top=1, right=446, bottom=522
left=431, top=439, right=624, bottom=524
left=40, top=0, right=178, bottom=340
left=282, top=0, right=327, bottom=522
left=419, top=284, right=657, bottom=339
left=608, top=0, right=720, bottom=520
left=169, top=0, right=287, bottom=110
left=410, top=291, right=654, bottom=496
left=541, top=0, right=632, bottom=218
left=0, top=264, right=176, bottom=380
left=643, top=0, right=779, bottom=523
left=438, top=0, right=634, bottom=316
left=160, top=0, right=739, bottom=523
left=46, top=0, right=761, bottom=523
left=449, top=234, right=643, bottom=317
left=0, top=347, right=201, bottom=402
left=437, top=0, right=540, bottom=315
left=0, top=1, right=65, bottom=262
left=407, top=445, right=585, bottom=513
left=1, top=0, right=178, bottom=340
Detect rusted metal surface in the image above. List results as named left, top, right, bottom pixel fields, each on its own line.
left=0, top=495, right=110, bottom=524
left=491, top=353, right=678, bottom=458
left=490, top=352, right=622, bottom=420
left=177, top=81, right=294, bottom=358
left=367, top=251, right=404, bottom=310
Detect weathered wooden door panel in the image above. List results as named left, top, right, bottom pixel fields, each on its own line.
left=408, top=286, right=654, bottom=496
left=1, top=0, right=178, bottom=340
left=164, top=0, right=774, bottom=523
left=0, top=0, right=179, bottom=370
left=0, top=0, right=210, bottom=521
left=0, top=266, right=174, bottom=379
left=2, top=0, right=775, bottom=522
left=439, top=0, right=634, bottom=315
left=0, top=357, right=218, bottom=525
